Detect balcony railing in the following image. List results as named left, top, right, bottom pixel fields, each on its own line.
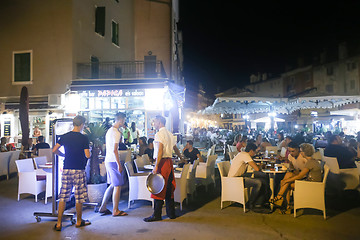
left=76, top=60, right=167, bottom=79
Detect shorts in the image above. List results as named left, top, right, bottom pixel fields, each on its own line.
left=106, top=161, right=125, bottom=187
left=58, top=169, right=88, bottom=203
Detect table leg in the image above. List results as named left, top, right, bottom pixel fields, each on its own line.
left=269, top=174, right=275, bottom=210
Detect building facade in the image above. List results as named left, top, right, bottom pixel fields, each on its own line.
left=0, top=0, right=183, bottom=144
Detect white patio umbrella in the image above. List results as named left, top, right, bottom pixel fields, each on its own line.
left=253, top=116, right=285, bottom=123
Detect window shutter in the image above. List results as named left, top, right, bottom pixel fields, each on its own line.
left=14, top=53, right=31, bottom=82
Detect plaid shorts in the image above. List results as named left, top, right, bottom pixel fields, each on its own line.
left=58, top=169, right=88, bottom=203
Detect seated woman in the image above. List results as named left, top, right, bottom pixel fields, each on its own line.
left=236, top=136, right=247, bottom=152
left=138, top=136, right=148, bottom=156
left=271, top=143, right=321, bottom=213
left=144, top=138, right=154, bottom=162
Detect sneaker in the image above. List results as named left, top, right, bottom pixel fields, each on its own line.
left=143, top=215, right=162, bottom=222
left=251, top=206, right=272, bottom=214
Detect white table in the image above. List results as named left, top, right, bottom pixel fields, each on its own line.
left=263, top=168, right=287, bottom=209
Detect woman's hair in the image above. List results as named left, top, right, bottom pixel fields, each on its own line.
left=131, top=122, right=136, bottom=132
left=278, top=132, right=284, bottom=141
left=234, top=134, right=242, bottom=143
left=139, top=136, right=147, bottom=145
left=299, top=143, right=315, bottom=157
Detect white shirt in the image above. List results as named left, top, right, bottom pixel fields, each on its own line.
left=288, top=153, right=307, bottom=171
left=154, top=127, right=175, bottom=159
left=228, top=152, right=254, bottom=177
left=105, top=127, right=121, bottom=163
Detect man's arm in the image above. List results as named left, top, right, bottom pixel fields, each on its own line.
left=84, top=149, right=91, bottom=159
left=53, top=143, right=65, bottom=157
left=248, top=160, right=260, bottom=171
left=197, top=153, right=204, bottom=162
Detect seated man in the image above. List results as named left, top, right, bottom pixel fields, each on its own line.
left=228, top=143, right=272, bottom=213
left=33, top=136, right=50, bottom=155
left=182, top=140, right=204, bottom=164
left=287, top=141, right=307, bottom=172
left=144, top=138, right=154, bottom=162
left=324, top=135, right=356, bottom=169
left=0, top=137, right=8, bottom=152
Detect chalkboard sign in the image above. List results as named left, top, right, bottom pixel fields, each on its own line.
left=4, top=121, right=11, bottom=136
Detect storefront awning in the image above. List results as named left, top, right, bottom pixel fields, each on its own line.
left=70, top=78, right=169, bottom=91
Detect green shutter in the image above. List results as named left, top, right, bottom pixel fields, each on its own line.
left=112, top=21, right=119, bottom=45
left=14, top=52, right=31, bottom=82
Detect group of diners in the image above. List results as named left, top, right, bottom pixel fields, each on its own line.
left=227, top=130, right=359, bottom=214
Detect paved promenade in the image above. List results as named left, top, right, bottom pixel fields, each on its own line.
left=1, top=173, right=360, bottom=240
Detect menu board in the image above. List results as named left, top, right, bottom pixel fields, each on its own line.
left=4, top=121, right=10, bottom=136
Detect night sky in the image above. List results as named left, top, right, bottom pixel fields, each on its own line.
left=179, top=0, right=360, bottom=102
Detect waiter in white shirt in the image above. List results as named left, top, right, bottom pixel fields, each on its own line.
left=144, top=115, right=184, bottom=222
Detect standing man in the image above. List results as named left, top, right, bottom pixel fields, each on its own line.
left=144, top=115, right=184, bottom=222
left=99, top=112, right=128, bottom=217
left=53, top=116, right=91, bottom=231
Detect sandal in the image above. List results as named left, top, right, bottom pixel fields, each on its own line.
left=76, top=219, right=91, bottom=228
left=99, top=209, right=112, bottom=216
left=270, top=195, right=284, bottom=206
left=53, top=223, right=62, bottom=231
left=112, top=211, right=128, bottom=217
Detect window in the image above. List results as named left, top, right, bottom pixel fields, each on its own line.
left=13, top=50, right=32, bottom=84
left=95, top=6, right=105, bottom=36
left=325, top=84, right=333, bottom=93
left=350, top=80, right=355, bottom=90
left=111, top=21, right=119, bottom=46
left=326, top=66, right=334, bottom=76
left=347, top=62, right=357, bottom=71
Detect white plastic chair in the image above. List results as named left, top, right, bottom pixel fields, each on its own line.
left=228, top=145, right=237, bottom=153
left=9, top=150, right=21, bottom=175
left=124, top=161, right=152, bottom=208
left=294, top=165, right=330, bottom=219
left=142, top=154, right=151, bottom=165
left=0, top=151, right=12, bottom=180
left=15, top=159, right=46, bottom=202
left=33, top=156, right=48, bottom=169
left=187, top=159, right=199, bottom=199
left=134, top=156, right=145, bottom=172
left=228, top=151, right=238, bottom=162
left=174, top=163, right=190, bottom=211
left=217, top=161, right=248, bottom=212
left=196, top=154, right=217, bottom=191
left=323, top=156, right=359, bottom=190
left=119, top=150, right=132, bottom=162
left=38, top=148, right=53, bottom=163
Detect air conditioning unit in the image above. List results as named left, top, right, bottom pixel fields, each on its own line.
left=48, top=94, right=64, bottom=106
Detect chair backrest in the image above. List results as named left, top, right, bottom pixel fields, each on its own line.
left=322, top=164, right=330, bottom=184
left=38, top=148, right=53, bottom=163
left=189, top=159, right=199, bottom=179
left=134, top=157, right=145, bottom=171
left=142, top=154, right=150, bottom=165
left=211, top=144, right=216, bottom=155
left=181, top=163, right=190, bottom=180
left=33, top=156, right=47, bottom=169
left=206, top=148, right=212, bottom=159
left=266, top=146, right=278, bottom=154
left=124, top=161, right=135, bottom=177
left=15, top=158, right=35, bottom=172
left=228, top=151, right=237, bottom=161
left=217, top=161, right=230, bottom=177
left=228, top=145, right=237, bottom=152
left=280, top=147, right=287, bottom=158
left=206, top=154, right=217, bottom=178
left=318, top=148, right=325, bottom=158
left=119, top=150, right=131, bottom=162
left=323, top=156, right=340, bottom=174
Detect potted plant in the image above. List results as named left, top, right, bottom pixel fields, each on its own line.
left=84, top=122, right=107, bottom=203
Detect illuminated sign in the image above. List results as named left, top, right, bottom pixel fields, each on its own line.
left=79, top=89, right=145, bottom=98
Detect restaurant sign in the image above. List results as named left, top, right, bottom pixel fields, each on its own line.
left=79, top=89, right=145, bottom=98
